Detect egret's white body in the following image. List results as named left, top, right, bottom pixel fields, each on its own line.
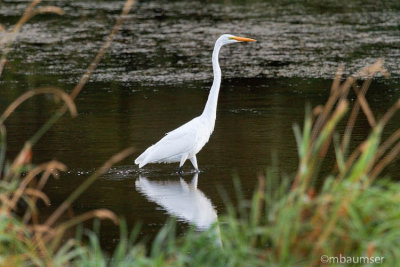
left=135, top=34, right=256, bottom=173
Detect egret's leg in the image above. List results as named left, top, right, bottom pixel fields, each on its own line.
left=178, top=154, right=188, bottom=174
left=189, top=156, right=200, bottom=172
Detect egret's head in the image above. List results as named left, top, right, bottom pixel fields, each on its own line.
left=217, top=34, right=256, bottom=45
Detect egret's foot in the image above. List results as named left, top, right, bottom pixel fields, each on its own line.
left=177, top=166, right=183, bottom=174
left=195, top=169, right=200, bottom=173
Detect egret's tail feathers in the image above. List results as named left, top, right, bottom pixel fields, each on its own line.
left=135, top=141, right=184, bottom=168
left=135, top=155, right=147, bottom=168
left=135, top=153, right=144, bottom=166
left=135, top=146, right=154, bottom=168
left=134, top=155, right=143, bottom=164
left=138, top=160, right=148, bottom=168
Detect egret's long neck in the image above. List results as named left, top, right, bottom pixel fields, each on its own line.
left=201, top=42, right=222, bottom=122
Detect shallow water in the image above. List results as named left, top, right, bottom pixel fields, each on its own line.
left=0, top=0, right=399, bottom=251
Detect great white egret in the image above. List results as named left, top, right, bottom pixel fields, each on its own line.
left=135, top=34, right=256, bottom=173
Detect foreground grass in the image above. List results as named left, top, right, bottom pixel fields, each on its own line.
left=71, top=178, right=400, bottom=266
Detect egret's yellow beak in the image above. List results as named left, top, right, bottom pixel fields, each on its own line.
left=229, top=36, right=256, bottom=42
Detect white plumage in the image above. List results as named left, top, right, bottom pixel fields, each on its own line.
left=135, top=34, right=256, bottom=173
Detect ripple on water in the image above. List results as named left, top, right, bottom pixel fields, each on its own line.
left=98, top=165, right=191, bottom=180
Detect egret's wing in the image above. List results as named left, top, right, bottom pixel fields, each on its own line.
left=164, top=118, right=196, bottom=136
left=148, top=130, right=196, bottom=161
left=137, top=120, right=199, bottom=165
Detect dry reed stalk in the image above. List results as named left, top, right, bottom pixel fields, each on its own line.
left=8, top=161, right=65, bottom=210
left=352, top=82, right=376, bottom=127
left=340, top=82, right=369, bottom=156
left=0, top=87, right=77, bottom=124
left=310, top=67, right=346, bottom=141
left=378, top=99, right=400, bottom=127
left=0, top=0, right=41, bottom=49
left=23, top=188, right=50, bottom=205
left=292, top=98, right=348, bottom=191
left=0, top=125, right=6, bottom=174
left=364, top=100, right=400, bottom=181
left=1, top=0, right=135, bottom=170
left=376, top=129, right=400, bottom=160
left=23, top=164, right=63, bottom=223
left=47, top=209, right=119, bottom=252
left=337, top=61, right=389, bottom=179
left=44, top=147, right=134, bottom=228
left=0, top=0, right=63, bottom=76
left=369, top=142, right=400, bottom=181
left=69, top=0, right=136, bottom=101
left=0, top=3, right=137, bottom=262
left=28, top=0, right=136, bottom=146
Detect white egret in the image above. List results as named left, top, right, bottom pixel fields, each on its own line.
left=135, top=34, right=256, bottom=173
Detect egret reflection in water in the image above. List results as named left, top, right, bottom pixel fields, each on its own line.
left=135, top=173, right=217, bottom=230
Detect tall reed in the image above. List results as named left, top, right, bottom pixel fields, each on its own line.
left=0, top=0, right=135, bottom=265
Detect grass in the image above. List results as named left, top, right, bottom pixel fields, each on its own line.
left=0, top=0, right=136, bottom=266
left=1, top=0, right=400, bottom=266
